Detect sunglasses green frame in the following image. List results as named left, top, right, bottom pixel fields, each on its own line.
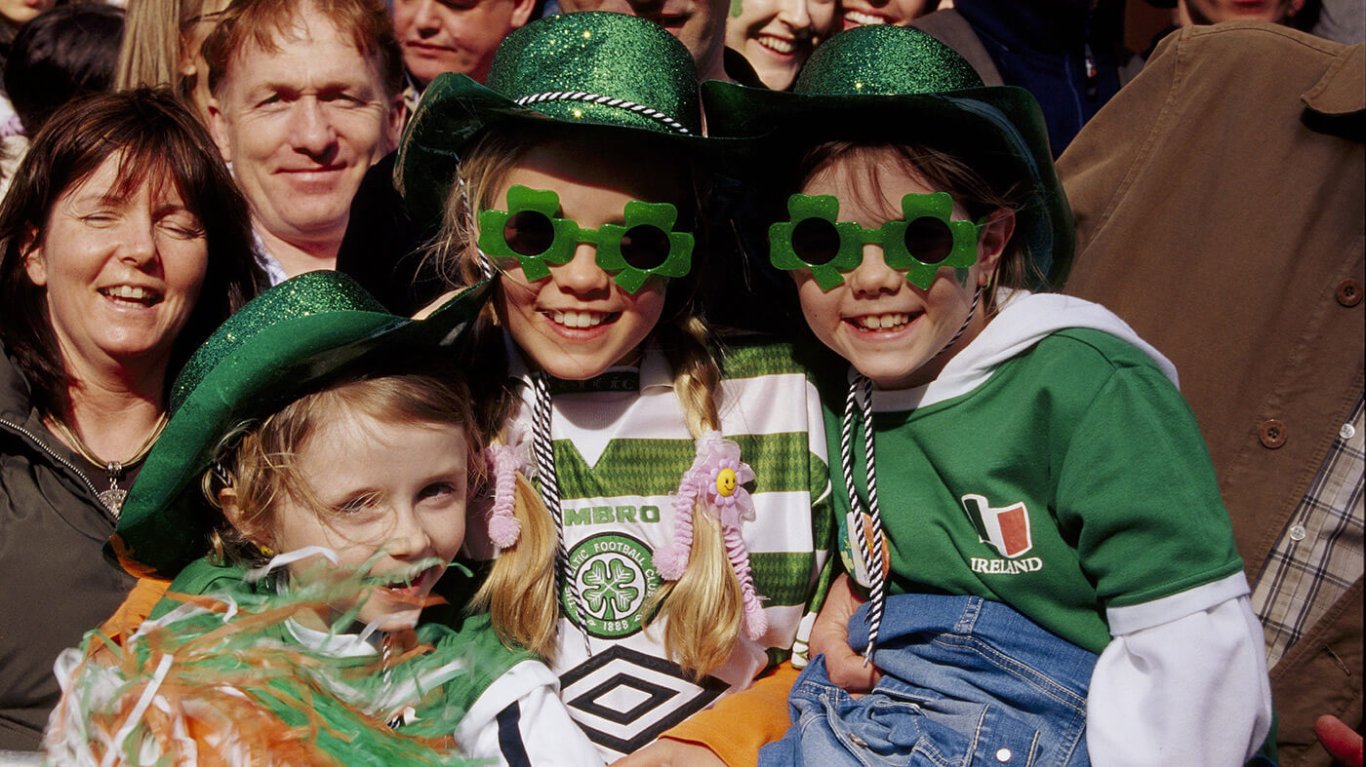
left=769, top=192, right=985, bottom=291
left=477, top=185, right=694, bottom=294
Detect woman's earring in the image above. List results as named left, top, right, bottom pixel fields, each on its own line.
left=258, top=542, right=275, bottom=558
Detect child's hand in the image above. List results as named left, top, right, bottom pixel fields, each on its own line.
left=809, top=573, right=882, bottom=693
left=611, top=738, right=724, bottom=766
left=1316, top=715, right=1364, bottom=767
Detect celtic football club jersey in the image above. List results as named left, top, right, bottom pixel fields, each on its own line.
left=832, top=294, right=1244, bottom=653
left=479, top=336, right=834, bottom=760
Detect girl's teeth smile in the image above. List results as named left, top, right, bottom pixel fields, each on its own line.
left=758, top=35, right=797, bottom=55
left=854, top=313, right=910, bottom=330
left=381, top=566, right=436, bottom=596
left=549, top=310, right=614, bottom=329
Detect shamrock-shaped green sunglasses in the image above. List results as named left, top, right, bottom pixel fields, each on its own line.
left=478, top=185, right=694, bottom=294
left=769, top=192, right=985, bottom=291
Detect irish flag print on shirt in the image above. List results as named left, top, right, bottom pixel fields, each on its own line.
left=961, top=494, right=1034, bottom=559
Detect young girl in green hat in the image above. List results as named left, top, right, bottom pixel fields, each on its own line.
left=703, top=25, right=1272, bottom=767
left=48, top=272, right=601, bottom=766
left=399, top=12, right=833, bottom=762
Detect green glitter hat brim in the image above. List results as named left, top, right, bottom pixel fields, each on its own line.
left=108, top=273, right=491, bottom=579
left=396, top=74, right=745, bottom=229
left=701, top=80, right=1074, bottom=288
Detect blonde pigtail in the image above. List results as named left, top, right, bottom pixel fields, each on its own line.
left=646, top=315, right=751, bottom=679
left=649, top=515, right=743, bottom=678
left=473, top=472, right=561, bottom=660
left=667, top=315, right=722, bottom=437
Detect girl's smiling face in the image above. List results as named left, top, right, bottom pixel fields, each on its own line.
left=490, top=138, right=689, bottom=381
left=265, top=412, right=471, bottom=633
left=791, top=146, right=1012, bottom=390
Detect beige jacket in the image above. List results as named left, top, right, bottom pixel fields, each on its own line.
left=1059, top=23, right=1364, bottom=767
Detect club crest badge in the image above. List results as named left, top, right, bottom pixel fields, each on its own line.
left=961, top=494, right=1033, bottom=559
left=561, top=532, right=661, bottom=639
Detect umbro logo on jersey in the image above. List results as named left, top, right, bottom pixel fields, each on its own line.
left=961, top=494, right=1034, bottom=559
left=563, top=504, right=663, bottom=526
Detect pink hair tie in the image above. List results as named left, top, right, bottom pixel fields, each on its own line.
left=485, top=428, right=529, bottom=549
left=654, top=482, right=697, bottom=580
left=657, top=431, right=768, bottom=640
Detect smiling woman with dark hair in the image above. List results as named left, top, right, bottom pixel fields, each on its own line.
left=0, top=88, right=265, bottom=751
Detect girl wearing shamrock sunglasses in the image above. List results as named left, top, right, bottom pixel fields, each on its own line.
left=704, top=25, right=1273, bottom=767
left=457, top=132, right=698, bottom=384
left=772, top=142, right=1018, bottom=391
left=402, top=13, right=832, bottom=763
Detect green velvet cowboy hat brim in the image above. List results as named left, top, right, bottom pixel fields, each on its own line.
left=396, top=12, right=743, bottom=228
left=108, top=271, right=490, bottom=579
left=701, top=35, right=1074, bottom=287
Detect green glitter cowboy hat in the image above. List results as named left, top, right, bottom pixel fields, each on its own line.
left=396, top=11, right=721, bottom=227
left=107, top=271, right=490, bottom=579
left=702, top=25, right=1074, bottom=287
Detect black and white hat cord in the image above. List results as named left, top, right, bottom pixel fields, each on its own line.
left=513, top=91, right=693, bottom=136
left=531, top=371, right=593, bottom=657
left=841, top=284, right=981, bottom=662
left=841, top=373, right=888, bottom=663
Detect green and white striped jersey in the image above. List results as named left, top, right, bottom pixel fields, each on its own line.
left=475, top=335, right=834, bottom=761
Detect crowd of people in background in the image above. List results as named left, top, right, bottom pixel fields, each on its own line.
left=0, top=0, right=1360, bottom=765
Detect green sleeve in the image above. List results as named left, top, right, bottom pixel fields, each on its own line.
left=1054, top=361, right=1244, bottom=608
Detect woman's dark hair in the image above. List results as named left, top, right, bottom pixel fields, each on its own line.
left=0, top=88, right=266, bottom=416
left=3, top=4, right=126, bottom=136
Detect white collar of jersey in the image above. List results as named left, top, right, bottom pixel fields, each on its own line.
left=861, top=290, right=1179, bottom=414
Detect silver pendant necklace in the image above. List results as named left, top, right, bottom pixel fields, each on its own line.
left=96, top=463, right=129, bottom=514
left=47, top=413, right=168, bottom=515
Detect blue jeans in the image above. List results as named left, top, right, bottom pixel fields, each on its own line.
left=760, top=594, right=1098, bottom=767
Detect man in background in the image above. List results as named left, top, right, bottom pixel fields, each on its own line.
left=205, top=0, right=405, bottom=283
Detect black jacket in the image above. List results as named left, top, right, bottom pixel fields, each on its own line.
left=0, top=348, right=135, bottom=750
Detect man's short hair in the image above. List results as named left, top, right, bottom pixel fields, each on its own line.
left=202, top=0, right=404, bottom=98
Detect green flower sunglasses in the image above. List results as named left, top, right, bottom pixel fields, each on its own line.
left=769, top=192, right=985, bottom=291
left=478, top=185, right=694, bottom=294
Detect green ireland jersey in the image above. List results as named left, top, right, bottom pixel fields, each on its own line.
left=831, top=327, right=1244, bottom=653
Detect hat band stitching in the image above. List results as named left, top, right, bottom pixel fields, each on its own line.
left=514, top=91, right=692, bottom=135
